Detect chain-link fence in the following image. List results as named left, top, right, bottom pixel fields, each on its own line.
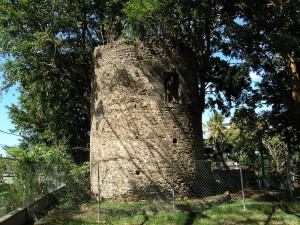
left=0, top=153, right=92, bottom=220
left=0, top=156, right=21, bottom=217
left=1, top=155, right=299, bottom=223
left=90, top=159, right=300, bottom=217
left=245, top=151, right=300, bottom=200
left=89, top=160, right=259, bottom=213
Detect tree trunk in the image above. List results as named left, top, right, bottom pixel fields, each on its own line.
left=285, top=54, right=300, bottom=130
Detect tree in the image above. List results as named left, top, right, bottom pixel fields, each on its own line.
left=207, top=111, right=227, bottom=147
left=225, top=1, right=300, bottom=193
left=231, top=107, right=271, bottom=186
left=0, top=0, right=126, bottom=163
left=0, top=144, right=90, bottom=213
left=206, top=111, right=231, bottom=168
left=224, top=0, right=300, bottom=130
left=263, top=136, right=287, bottom=174
left=124, top=0, right=252, bottom=158
left=230, top=108, right=262, bottom=165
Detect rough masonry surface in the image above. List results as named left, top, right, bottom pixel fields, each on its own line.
left=90, top=39, right=203, bottom=199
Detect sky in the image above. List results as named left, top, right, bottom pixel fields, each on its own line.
left=0, top=84, right=20, bottom=157
left=0, top=57, right=20, bottom=156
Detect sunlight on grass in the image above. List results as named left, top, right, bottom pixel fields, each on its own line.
left=38, top=215, right=98, bottom=225
left=145, top=211, right=189, bottom=225
left=36, top=201, right=300, bottom=225
left=105, top=212, right=145, bottom=225
left=100, top=200, right=147, bottom=211
left=196, top=202, right=300, bottom=225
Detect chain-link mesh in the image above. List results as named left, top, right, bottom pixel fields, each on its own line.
left=91, top=159, right=299, bottom=212
left=0, top=154, right=92, bottom=221
left=88, top=160, right=253, bottom=214
left=48, top=176, right=92, bottom=213
left=1, top=156, right=300, bottom=223
left=0, top=157, right=25, bottom=217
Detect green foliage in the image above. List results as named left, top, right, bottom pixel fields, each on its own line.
left=263, top=136, right=287, bottom=173
left=124, top=0, right=252, bottom=115
left=230, top=107, right=263, bottom=166
left=123, top=0, right=174, bottom=38
left=0, top=145, right=90, bottom=215
left=124, top=0, right=252, bottom=157
left=225, top=0, right=300, bottom=131
left=205, top=111, right=238, bottom=167
left=0, top=0, right=299, bottom=168
left=207, top=111, right=227, bottom=141
left=0, top=0, right=127, bottom=163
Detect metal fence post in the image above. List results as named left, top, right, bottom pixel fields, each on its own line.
left=27, top=165, right=31, bottom=215
left=171, top=159, right=175, bottom=212
left=171, top=138, right=177, bottom=213
left=239, top=161, right=246, bottom=211
left=97, top=162, right=101, bottom=223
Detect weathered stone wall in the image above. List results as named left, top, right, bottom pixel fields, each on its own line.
left=90, top=39, right=203, bottom=199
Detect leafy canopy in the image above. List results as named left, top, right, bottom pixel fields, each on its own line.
left=0, top=0, right=298, bottom=164
left=0, top=0, right=126, bottom=162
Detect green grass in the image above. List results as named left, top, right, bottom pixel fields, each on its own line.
left=34, top=200, right=300, bottom=225
left=196, top=202, right=300, bottom=225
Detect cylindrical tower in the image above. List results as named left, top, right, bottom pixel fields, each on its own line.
left=90, top=40, right=202, bottom=199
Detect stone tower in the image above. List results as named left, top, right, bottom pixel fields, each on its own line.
left=90, top=40, right=203, bottom=199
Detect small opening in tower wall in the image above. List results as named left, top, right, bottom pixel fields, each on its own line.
left=173, top=138, right=177, bottom=144
left=164, top=72, right=179, bottom=103
left=135, top=170, right=140, bottom=175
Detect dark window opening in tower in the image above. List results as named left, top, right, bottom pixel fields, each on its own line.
left=173, top=138, right=177, bottom=144
left=164, top=72, right=179, bottom=103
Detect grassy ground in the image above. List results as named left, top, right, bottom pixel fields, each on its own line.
left=33, top=190, right=300, bottom=225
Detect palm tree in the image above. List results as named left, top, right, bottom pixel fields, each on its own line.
left=207, top=111, right=229, bottom=169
